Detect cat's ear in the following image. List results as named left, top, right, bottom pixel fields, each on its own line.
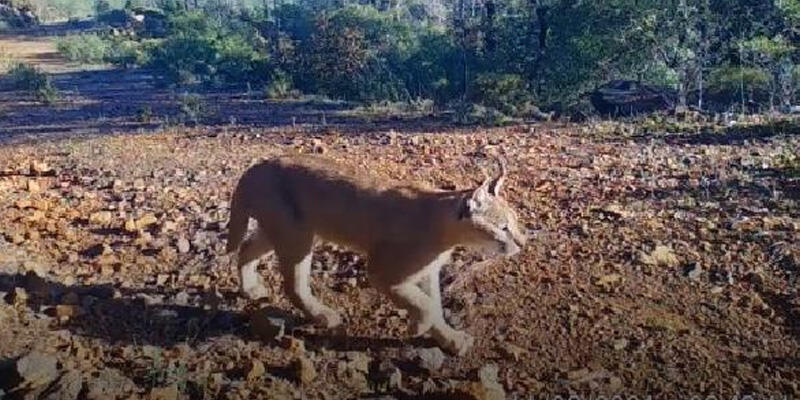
left=487, top=156, right=507, bottom=196
left=460, top=178, right=492, bottom=219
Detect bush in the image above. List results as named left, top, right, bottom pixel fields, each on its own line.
left=472, top=73, right=533, bottom=117
left=451, top=101, right=512, bottom=126
left=309, top=18, right=370, bottom=99
left=0, top=45, right=15, bottom=72
left=177, top=92, right=204, bottom=124
left=56, top=34, right=110, bottom=64
left=149, top=11, right=268, bottom=86
left=136, top=105, right=153, bottom=123
left=302, top=4, right=454, bottom=103
left=8, top=63, right=59, bottom=103
left=708, top=66, right=772, bottom=102
left=105, top=37, right=156, bottom=67
left=353, top=98, right=435, bottom=116
left=214, top=32, right=269, bottom=84
left=264, top=70, right=298, bottom=100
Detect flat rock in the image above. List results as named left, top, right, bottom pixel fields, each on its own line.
left=369, top=359, right=402, bottom=391
left=344, top=352, right=371, bottom=374
left=149, top=384, right=179, bottom=400
left=449, top=364, right=505, bottom=400
left=84, top=368, right=136, bottom=400
left=246, top=359, right=266, bottom=382
left=88, top=211, right=113, bottom=225
left=0, top=351, right=59, bottom=393
left=176, top=237, right=191, bottom=253
left=683, top=263, right=703, bottom=280
left=43, top=370, right=84, bottom=400
left=416, top=347, right=446, bottom=372
left=292, top=356, right=316, bottom=385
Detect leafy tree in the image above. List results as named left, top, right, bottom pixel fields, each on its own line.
left=149, top=10, right=268, bottom=85
left=741, top=35, right=795, bottom=109
left=94, top=0, right=112, bottom=15
left=105, top=0, right=800, bottom=113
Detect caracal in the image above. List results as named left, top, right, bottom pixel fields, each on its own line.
left=225, top=154, right=527, bottom=355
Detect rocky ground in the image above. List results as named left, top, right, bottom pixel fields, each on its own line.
left=0, top=120, right=798, bottom=399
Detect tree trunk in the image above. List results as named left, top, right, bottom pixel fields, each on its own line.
left=462, top=13, right=468, bottom=100
left=530, top=0, right=549, bottom=95
left=485, top=0, right=495, bottom=54
left=697, top=66, right=704, bottom=110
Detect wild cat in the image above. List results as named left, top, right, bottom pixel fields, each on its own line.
left=225, top=154, right=526, bottom=355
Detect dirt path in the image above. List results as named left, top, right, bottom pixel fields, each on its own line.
left=0, top=34, right=102, bottom=74
left=0, top=31, right=450, bottom=144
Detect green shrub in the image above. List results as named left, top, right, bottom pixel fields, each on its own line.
left=214, top=32, right=268, bottom=84
left=149, top=11, right=268, bottom=86
left=295, top=4, right=463, bottom=104
left=472, top=73, right=533, bottom=117
left=177, top=92, right=204, bottom=124
left=708, top=66, right=771, bottom=101
left=56, top=34, right=110, bottom=64
left=0, top=46, right=16, bottom=72
left=136, top=106, right=153, bottom=123
left=264, top=70, right=298, bottom=100
left=8, top=63, right=59, bottom=103
left=106, top=37, right=156, bottom=67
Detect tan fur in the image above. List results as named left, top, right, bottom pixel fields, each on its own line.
left=226, top=154, right=526, bottom=355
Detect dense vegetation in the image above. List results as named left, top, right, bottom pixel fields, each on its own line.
left=23, top=0, right=800, bottom=118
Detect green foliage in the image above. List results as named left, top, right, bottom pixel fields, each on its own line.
left=214, top=31, right=268, bottom=83
left=56, top=34, right=110, bottom=64
left=308, top=16, right=370, bottom=99
left=8, top=63, right=59, bottom=103
left=17, top=0, right=125, bottom=21
left=263, top=70, right=298, bottom=100
left=775, top=145, right=800, bottom=177
left=149, top=11, right=268, bottom=86
left=136, top=105, right=153, bottom=123
left=779, top=0, right=800, bottom=27
left=78, top=0, right=800, bottom=116
left=708, top=66, right=771, bottom=98
left=143, top=347, right=188, bottom=390
left=0, top=45, right=16, bottom=72
left=106, top=37, right=157, bottom=67
left=298, top=4, right=459, bottom=103
left=472, top=73, right=532, bottom=117
left=55, top=32, right=158, bottom=68
left=742, top=35, right=794, bottom=60
left=451, top=101, right=512, bottom=126
left=177, top=92, right=205, bottom=124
